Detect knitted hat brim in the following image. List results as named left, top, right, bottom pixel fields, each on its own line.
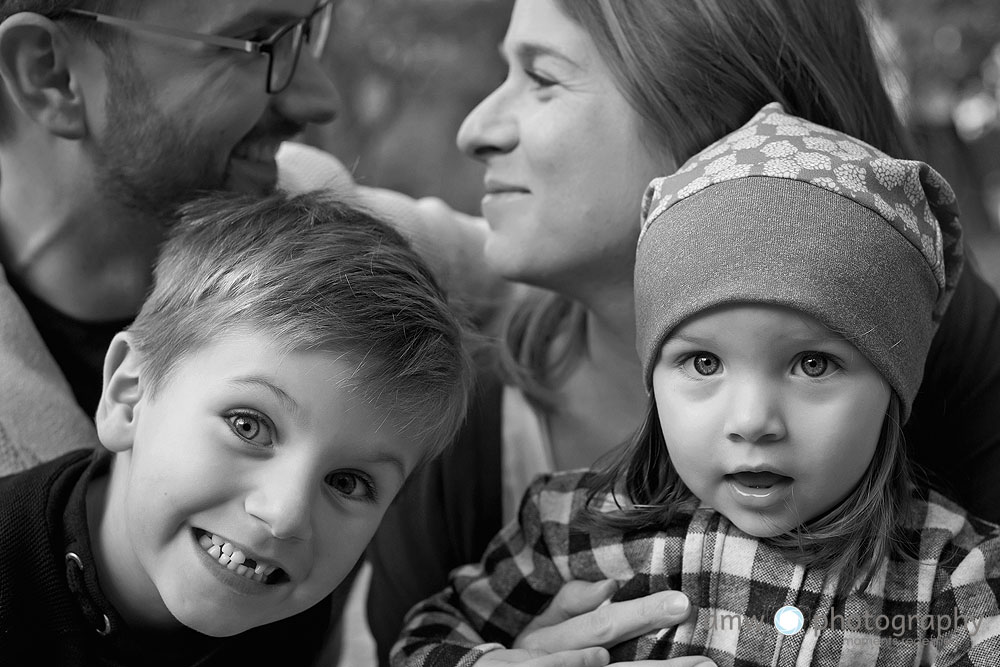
left=635, top=177, right=938, bottom=420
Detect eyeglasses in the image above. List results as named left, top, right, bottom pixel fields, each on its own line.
left=59, top=1, right=335, bottom=94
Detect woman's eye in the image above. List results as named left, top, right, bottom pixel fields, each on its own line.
left=798, top=353, right=833, bottom=378
left=525, top=69, right=556, bottom=88
left=325, top=471, right=376, bottom=502
left=689, top=353, right=721, bottom=376
left=225, top=411, right=274, bottom=446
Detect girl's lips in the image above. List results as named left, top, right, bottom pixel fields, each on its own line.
left=725, top=472, right=793, bottom=504
left=728, top=471, right=792, bottom=488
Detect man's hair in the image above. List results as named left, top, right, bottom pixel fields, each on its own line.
left=0, top=1, right=128, bottom=35
left=128, top=191, right=473, bottom=460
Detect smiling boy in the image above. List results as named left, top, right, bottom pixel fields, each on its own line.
left=0, top=192, right=471, bottom=665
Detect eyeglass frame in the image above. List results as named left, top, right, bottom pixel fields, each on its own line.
left=56, top=0, right=335, bottom=94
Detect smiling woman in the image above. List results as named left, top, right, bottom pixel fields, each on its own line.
left=391, top=101, right=1000, bottom=667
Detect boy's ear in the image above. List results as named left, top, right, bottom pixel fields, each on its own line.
left=0, top=13, right=88, bottom=139
left=95, top=332, right=145, bottom=453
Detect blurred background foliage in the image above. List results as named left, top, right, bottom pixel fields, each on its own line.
left=305, top=0, right=1000, bottom=287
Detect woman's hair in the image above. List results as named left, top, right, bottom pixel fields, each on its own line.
left=499, top=0, right=915, bottom=407
left=580, top=393, right=917, bottom=595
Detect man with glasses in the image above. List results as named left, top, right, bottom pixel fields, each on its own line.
left=0, top=0, right=489, bottom=471
left=0, top=2, right=676, bottom=665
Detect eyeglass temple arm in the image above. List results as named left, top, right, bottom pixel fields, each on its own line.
left=62, top=9, right=263, bottom=54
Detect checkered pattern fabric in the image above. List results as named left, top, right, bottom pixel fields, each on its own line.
left=392, top=472, right=1000, bottom=667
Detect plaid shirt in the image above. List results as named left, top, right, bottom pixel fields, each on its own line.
left=393, top=471, right=1000, bottom=667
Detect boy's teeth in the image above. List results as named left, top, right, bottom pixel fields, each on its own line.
left=199, top=532, right=278, bottom=582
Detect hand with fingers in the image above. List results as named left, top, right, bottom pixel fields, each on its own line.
left=471, top=581, right=715, bottom=667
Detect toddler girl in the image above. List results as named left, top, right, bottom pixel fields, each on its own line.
left=392, top=104, right=1000, bottom=667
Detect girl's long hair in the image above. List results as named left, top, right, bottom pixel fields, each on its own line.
left=579, top=394, right=917, bottom=595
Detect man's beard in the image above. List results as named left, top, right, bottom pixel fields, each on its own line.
left=88, top=59, right=226, bottom=227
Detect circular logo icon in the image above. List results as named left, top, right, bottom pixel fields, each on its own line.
left=774, top=606, right=804, bottom=635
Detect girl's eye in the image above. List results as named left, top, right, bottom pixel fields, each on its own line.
left=225, top=411, right=274, bottom=446
left=324, top=471, right=377, bottom=502
left=798, top=353, right=834, bottom=378
left=689, top=352, right=721, bottom=376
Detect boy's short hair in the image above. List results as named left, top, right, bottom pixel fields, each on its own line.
left=128, top=191, right=473, bottom=458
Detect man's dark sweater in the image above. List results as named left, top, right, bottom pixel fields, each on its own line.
left=0, top=449, right=332, bottom=666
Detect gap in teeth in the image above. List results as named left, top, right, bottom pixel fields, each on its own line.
left=199, top=532, right=276, bottom=582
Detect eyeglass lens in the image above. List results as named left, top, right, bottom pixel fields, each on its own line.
left=269, top=2, right=334, bottom=92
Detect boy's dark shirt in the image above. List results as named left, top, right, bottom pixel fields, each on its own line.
left=0, top=449, right=332, bottom=666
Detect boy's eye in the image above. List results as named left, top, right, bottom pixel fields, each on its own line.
left=225, top=411, right=274, bottom=446
left=798, top=353, right=835, bottom=378
left=690, top=352, right=721, bottom=376
left=324, top=471, right=376, bottom=502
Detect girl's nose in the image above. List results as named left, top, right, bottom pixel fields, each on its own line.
left=724, top=381, right=787, bottom=444
left=456, top=85, right=518, bottom=161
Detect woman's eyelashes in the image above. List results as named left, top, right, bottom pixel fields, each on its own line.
left=524, top=68, right=557, bottom=89
left=225, top=409, right=276, bottom=447
left=325, top=470, right=378, bottom=503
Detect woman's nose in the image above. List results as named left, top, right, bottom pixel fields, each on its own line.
left=724, top=381, right=787, bottom=444
left=456, top=86, right=518, bottom=161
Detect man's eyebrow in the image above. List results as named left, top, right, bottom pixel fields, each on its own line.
left=228, top=376, right=301, bottom=415
left=212, top=10, right=299, bottom=35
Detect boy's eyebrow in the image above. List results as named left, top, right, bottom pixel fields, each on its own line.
left=229, top=376, right=301, bottom=415
left=358, top=452, right=407, bottom=483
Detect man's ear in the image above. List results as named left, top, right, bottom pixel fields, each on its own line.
left=0, top=13, right=88, bottom=139
left=95, top=332, right=146, bottom=453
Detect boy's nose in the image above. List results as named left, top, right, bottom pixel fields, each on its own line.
left=724, top=381, right=787, bottom=444
left=244, top=464, right=315, bottom=541
left=457, top=86, right=518, bottom=161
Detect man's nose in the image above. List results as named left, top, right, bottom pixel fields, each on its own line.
left=272, top=50, right=340, bottom=127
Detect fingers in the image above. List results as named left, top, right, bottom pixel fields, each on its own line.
left=608, top=659, right=716, bottom=667
left=531, top=580, right=619, bottom=628
left=474, top=647, right=610, bottom=667
left=518, top=590, right=692, bottom=653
